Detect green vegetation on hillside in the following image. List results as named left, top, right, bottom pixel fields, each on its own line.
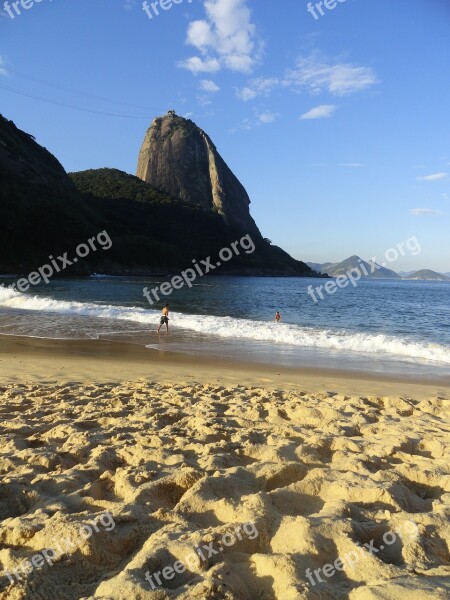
left=70, top=168, right=173, bottom=205
left=0, top=115, right=315, bottom=277
left=70, top=169, right=314, bottom=275
left=0, top=115, right=98, bottom=268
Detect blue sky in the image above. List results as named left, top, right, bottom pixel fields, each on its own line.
left=1, top=0, right=449, bottom=271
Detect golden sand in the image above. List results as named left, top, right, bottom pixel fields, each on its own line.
left=0, top=336, right=449, bottom=599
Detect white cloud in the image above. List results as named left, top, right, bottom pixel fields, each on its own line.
left=410, top=208, right=443, bottom=216
left=416, top=172, right=448, bottom=182
left=187, top=20, right=215, bottom=49
left=442, top=193, right=449, bottom=201
left=230, top=110, right=277, bottom=132
left=178, top=56, right=221, bottom=74
left=235, top=77, right=279, bottom=101
left=258, top=111, right=277, bottom=124
left=285, top=54, right=378, bottom=96
left=236, top=53, right=377, bottom=103
left=223, top=54, right=254, bottom=72
left=122, top=0, right=135, bottom=9
left=229, top=118, right=252, bottom=133
left=236, top=87, right=257, bottom=101
left=197, top=94, right=213, bottom=107
left=0, top=56, right=8, bottom=76
left=180, top=0, right=259, bottom=74
left=199, top=79, right=220, bottom=92
left=300, top=104, right=336, bottom=120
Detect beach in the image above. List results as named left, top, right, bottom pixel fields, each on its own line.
left=3, top=1, right=450, bottom=597
left=1, top=335, right=449, bottom=599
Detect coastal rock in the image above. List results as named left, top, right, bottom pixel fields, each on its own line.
left=136, top=111, right=260, bottom=236
left=0, top=113, right=315, bottom=277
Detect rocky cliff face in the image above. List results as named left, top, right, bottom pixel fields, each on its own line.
left=0, top=113, right=315, bottom=277
left=0, top=114, right=95, bottom=271
left=0, top=115, right=73, bottom=191
left=136, top=112, right=260, bottom=236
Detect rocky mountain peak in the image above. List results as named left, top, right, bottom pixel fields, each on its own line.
left=136, top=112, right=260, bottom=236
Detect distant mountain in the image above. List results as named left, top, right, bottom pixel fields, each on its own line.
left=398, top=270, right=415, bottom=278
left=403, top=269, right=450, bottom=281
left=307, top=262, right=333, bottom=274
left=307, top=255, right=400, bottom=279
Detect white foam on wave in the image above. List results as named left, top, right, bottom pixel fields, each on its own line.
left=1, top=285, right=449, bottom=365
left=0, top=285, right=160, bottom=325
left=172, top=312, right=450, bottom=365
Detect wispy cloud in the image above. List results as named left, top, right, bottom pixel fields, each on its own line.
left=122, top=0, right=136, bottom=9
left=416, top=172, right=448, bottom=182
left=179, top=0, right=260, bottom=74
left=300, top=104, right=336, bottom=120
left=235, top=77, right=278, bottom=101
left=199, top=79, right=220, bottom=93
left=196, top=94, right=213, bottom=107
left=236, top=52, right=378, bottom=102
left=257, top=111, right=277, bottom=123
left=284, top=54, right=378, bottom=96
left=179, top=56, right=221, bottom=74
left=230, top=110, right=278, bottom=132
left=0, top=56, right=8, bottom=76
left=229, top=118, right=252, bottom=133
left=410, top=208, right=443, bottom=216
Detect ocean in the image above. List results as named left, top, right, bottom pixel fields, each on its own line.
left=0, top=276, right=449, bottom=381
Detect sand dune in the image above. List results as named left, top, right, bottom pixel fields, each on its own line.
left=0, top=381, right=449, bottom=599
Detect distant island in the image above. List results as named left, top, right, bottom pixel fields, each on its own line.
left=0, top=112, right=319, bottom=278
left=309, top=257, right=449, bottom=281
left=307, top=256, right=400, bottom=279
left=403, top=269, right=450, bottom=281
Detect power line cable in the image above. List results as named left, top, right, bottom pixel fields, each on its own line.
left=9, top=69, right=159, bottom=112
left=0, top=83, right=160, bottom=118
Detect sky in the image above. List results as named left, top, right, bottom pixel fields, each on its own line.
left=1, top=0, right=449, bottom=272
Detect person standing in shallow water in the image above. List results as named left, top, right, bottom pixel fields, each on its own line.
left=275, top=311, right=282, bottom=323
left=158, top=304, right=170, bottom=333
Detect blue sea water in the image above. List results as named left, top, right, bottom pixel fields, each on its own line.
left=0, top=276, right=449, bottom=380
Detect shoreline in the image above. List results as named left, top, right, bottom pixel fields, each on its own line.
left=1, top=333, right=449, bottom=399
left=1, top=271, right=325, bottom=279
